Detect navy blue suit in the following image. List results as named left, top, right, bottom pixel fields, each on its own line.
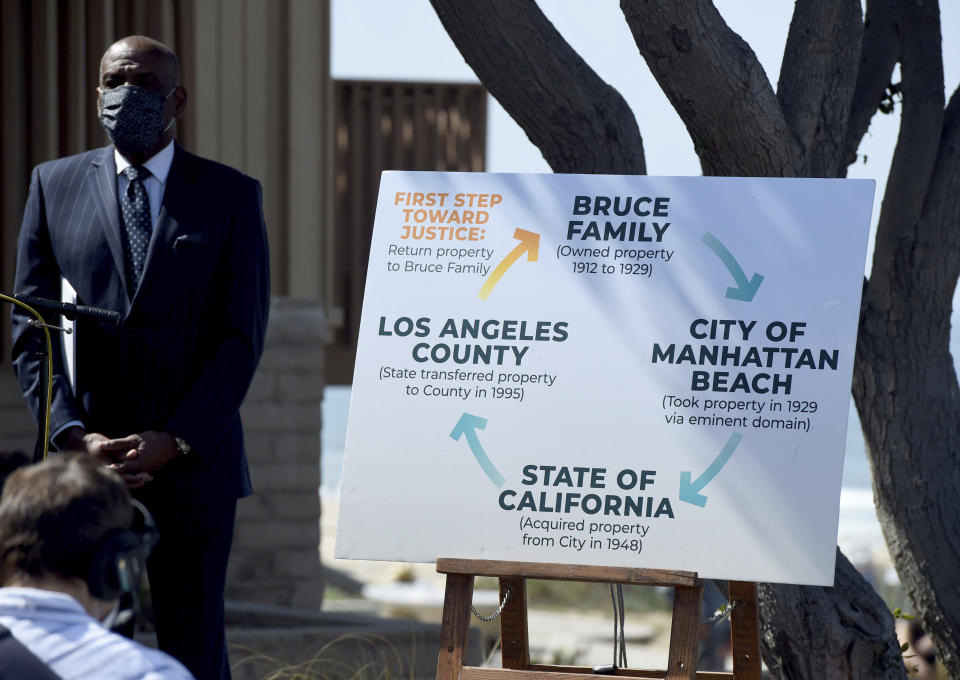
left=11, top=143, right=270, bottom=680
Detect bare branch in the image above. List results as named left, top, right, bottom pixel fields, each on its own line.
left=430, top=0, right=646, bottom=174
left=841, top=0, right=900, bottom=172
left=914, top=84, right=960, bottom=322
left=776, top=0, right=863, bottom=177
left=869, top=0, right=944, bottom=295
left=620, top=0, right=800, bottom=177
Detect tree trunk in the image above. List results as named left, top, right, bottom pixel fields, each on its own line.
left=853, top=82, right=960, bottom=676
left=758, top=550, right=906, bottom=679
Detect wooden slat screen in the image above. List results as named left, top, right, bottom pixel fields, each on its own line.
left=328, top=80, right=487, bottom=384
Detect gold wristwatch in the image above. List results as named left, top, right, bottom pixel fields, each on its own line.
left=174, top=436, right=192, bottom=456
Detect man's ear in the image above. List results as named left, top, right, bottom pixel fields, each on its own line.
left=173, top=86, right=188, bottom=118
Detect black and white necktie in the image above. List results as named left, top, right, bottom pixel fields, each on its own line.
left=121, top=165, right=151, bottom=294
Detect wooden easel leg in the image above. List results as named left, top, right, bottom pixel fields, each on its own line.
left=729, top=581, right=761, bottom=680
left=498, top=576, right=529, bottom=669
left=437, top=573, right=474, bottom=680
left=666, top=583, right=703, bottom=680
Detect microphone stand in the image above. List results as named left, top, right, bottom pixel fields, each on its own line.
left=2, top=293, right=121, bottom=460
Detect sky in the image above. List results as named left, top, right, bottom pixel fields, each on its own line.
left=332, top=1, right=960, bottom=182
left=328, top=1, right=960, bottom=558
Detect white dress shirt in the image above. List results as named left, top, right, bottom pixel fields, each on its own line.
left=114, top=140, right=175, bottom=229
left=0, top=587, right=194, bottom=680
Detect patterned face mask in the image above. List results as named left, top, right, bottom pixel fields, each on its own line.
left=99, top=85, right=175, bottom=154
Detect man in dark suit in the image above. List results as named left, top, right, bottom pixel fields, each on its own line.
left=11, top=35, right=269, bottom=680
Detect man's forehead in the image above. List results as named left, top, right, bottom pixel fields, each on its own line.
left=102, top=46, right=166, bottom=71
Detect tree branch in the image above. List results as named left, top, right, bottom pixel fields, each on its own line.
left=430, top=0, right=646, bottom=174
left=855, top=85, right=960, bottom=663
left=620, top=0, right=800, bottom=177
left=776, top=0, right=863, bottom=177
left=869, top=0, right=944, bottom=298
left=841, top=0, right=900, bottom=172
left=854, top=23, right=960, bottom=676
left=920, top=84, right=960, bottom=298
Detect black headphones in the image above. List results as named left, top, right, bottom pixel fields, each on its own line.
left=86, top=498, right=158, bottom=600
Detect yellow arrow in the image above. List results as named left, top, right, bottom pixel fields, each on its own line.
left=478, top=228, right=540, bottom=300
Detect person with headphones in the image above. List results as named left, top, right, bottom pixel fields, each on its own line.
left=0, top=453, right=193, bottom=680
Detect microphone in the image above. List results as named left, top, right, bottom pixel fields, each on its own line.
left=14, top=294, right=122, bottom=324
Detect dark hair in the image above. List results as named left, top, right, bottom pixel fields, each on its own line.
left=0, top=453, right=133, bottom=585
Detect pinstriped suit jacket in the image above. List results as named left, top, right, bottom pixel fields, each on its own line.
left=11, top=144, right=269, bottom=505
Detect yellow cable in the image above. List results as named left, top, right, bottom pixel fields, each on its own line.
left=0, top=294, right=54, bottom=460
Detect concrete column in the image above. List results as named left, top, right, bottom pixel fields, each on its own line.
left=230, top=297, right=326, bottom=608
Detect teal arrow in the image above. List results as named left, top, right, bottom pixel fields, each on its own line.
left=450, top=413, right=506, bottom=488
left=679, top=432, right=743, bottom=507
left=701, top=232, right=764, bottom=301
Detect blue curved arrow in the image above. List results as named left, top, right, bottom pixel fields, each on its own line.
left=701, top=232, right=764, bottom=301
left=679, top=432, right=743, bottom=507
left=450, top=413, right=505, bottom=488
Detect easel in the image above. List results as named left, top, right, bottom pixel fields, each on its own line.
left=435, top=559, right=760, bottom=680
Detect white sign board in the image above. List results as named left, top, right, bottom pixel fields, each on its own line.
left=336, top=172, right=874, bottom=586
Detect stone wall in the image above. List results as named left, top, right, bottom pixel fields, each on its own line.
left=228, top=297, right=325, bottom=608
left=0, top=297, right=325, bottom=608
